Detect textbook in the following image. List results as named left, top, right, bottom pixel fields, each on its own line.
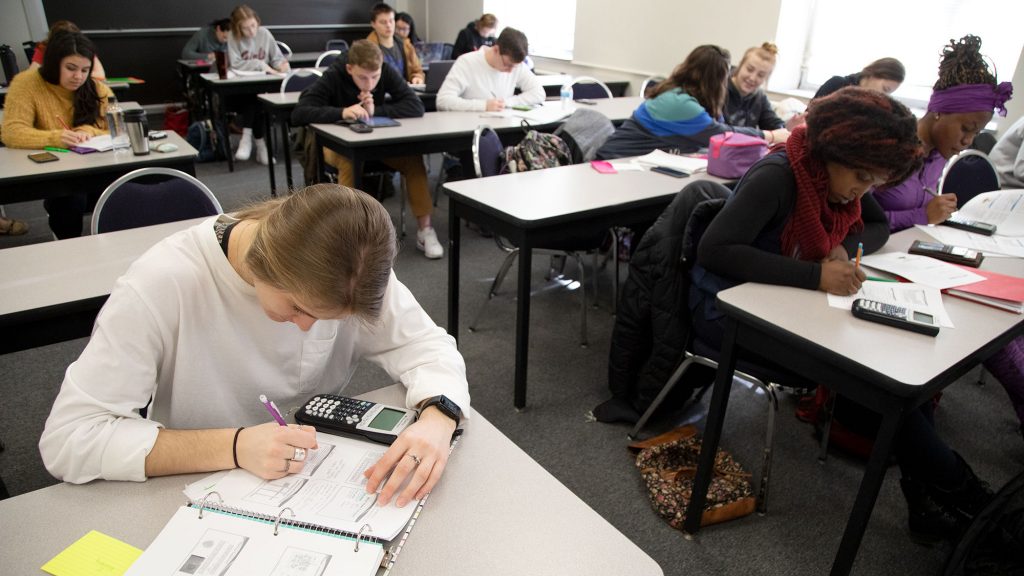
left=127, top=431, right=444, bottom=576
left=945, top=265, right=1024, bottom=314
left=955, top=189, right=1024, bottom=237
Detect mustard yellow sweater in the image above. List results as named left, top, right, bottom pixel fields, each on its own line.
left=1, top=69, right=113, bottom=149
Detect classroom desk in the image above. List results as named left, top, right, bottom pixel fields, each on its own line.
left=0, top=383, right=663, bottom=576
left=445, top=163, right=727, bottom=409
left=0, top=131, right=198, bottom=205
left=258, top=91, right=301, bottom=195
left=200, top=72, right=289, bottom=172
left=683, top=227, right=1024, bottom=576
left=311, top=97, right=641, bottom=191
left=0, top=218, right=204, bottom=355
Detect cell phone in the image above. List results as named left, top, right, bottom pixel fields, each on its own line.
left=294, top=393, right=417, bottom=444
left=651, top=165, right=689, bottom=178
left=941, top=214, right=997, bottom=236
left=576, top=98, right=598, bottom=105
left=28, top=152, right=59, bottom=163
left=908, top=239, right=984, bottom=267
left=348, top=122, right=374, bottom=134
left=851, top=298, right=939, bottom=337
left=148, top=130, right=168, bottom=140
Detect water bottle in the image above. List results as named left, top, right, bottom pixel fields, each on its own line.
left=105, top=96, right=129, bottom=152
left=560, top=83, right=573, bottom=110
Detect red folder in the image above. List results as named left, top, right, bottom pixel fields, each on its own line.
left=945, top=265, right=1024, bottom=314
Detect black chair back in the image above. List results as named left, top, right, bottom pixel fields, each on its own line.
left=92, top=168, right=223, bottom=234
left=473, top=126, right=503, bottom=178
left=937, top=150, right=1000, bottom=205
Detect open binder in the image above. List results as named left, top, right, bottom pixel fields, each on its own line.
left=127, top=431, right=462, bottom=575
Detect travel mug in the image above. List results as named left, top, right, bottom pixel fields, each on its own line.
left=214, top=50, right=228, bottom=79
left=125, top=109, right=150, bottom=155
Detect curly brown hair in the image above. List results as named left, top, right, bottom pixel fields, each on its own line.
left=806, top=87, right=924, bottom=185
left=934, top=35, right=996, bottom=90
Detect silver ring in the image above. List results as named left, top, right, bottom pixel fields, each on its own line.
left=292, top=447, right=306, bottom=462
left=407, top=453, right=421, bottom=465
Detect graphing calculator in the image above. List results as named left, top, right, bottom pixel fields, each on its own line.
left=851, top=299, right=940, bottom=337
left=941, top=214, right=997, bottom=236
left=294, top=394, right=416, bottom=444
left=908, top=240, right=984, bottom=267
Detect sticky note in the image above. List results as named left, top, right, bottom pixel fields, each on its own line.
left=42, top=530, right=143, bottom=576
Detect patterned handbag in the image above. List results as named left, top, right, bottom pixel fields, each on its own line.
left=630, top=425, right=756, bottom=529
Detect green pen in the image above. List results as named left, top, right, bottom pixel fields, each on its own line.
left=866, top=276, right=898, bottom=283
left=44, top=146, right=70, bottom=153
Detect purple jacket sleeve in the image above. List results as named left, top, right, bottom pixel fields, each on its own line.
left=873, top=181, right=930, bottom=232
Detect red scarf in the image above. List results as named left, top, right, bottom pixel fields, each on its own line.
left=780, top=126, right=863, bottom=261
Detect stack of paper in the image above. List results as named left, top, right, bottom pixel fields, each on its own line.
left=955, top=189, right=1024, bottom=236
left=946, top=266, right=1024, bottom=313
left=73, top=134, right=113, bottom=152
left=634, top=149, right=708, bottom=174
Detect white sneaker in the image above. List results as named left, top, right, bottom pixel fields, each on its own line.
left=235, top=129, right=253, bottom=161
left=416, top=226, right=444, bottom=259
left=254, top=138, right=275, bottom=165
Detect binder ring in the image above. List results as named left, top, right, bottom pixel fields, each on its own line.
left=197, top=491, right=223, bottom=519
left=273, top=507, right=295, bottom=536
left=355, top=523, right=372, bottom=552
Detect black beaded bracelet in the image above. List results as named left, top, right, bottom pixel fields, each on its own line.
left=232, top=426, right=245, bottom=468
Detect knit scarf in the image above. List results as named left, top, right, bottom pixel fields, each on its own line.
left=780, top=126, right=863, bottom=261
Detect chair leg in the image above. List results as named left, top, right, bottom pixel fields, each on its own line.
left=568, top=252, right=588, bottom=348
left=818, top=389, right=837, bottom=463
left=398, top=175, right=408, bottom=239
left=468, top=249, right=518, bottom=332
left=611, top=228, right=620, bottom=315
left=756, top=382, right=781, bottom=515
left=629, top=356, right=696, bottom=439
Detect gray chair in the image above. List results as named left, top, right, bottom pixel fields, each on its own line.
left=467, top=126, right=607, bottom=347
left=568, top=76, right=613, bottom=100
left=314, top=50, right=342, bottom=69
left=91, top=168, right=223, bottom=234
left=937, top=149, right=1000, bottom=206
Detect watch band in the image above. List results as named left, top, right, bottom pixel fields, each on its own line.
left=420, top=395, right=461, bottom=426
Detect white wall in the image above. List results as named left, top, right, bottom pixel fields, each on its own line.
left=423, top=0, right=482, bottom=46
left=1, top=0, right=47, bottom=71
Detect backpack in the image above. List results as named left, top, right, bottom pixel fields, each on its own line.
left=0, top=44, right=19, bottom=87
left=503, top=130, right=571, bottom=173
left=185, top=119, right=225, bottom=163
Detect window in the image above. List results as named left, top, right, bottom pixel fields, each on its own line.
left=482, top=0, right=577, bottom=60
left=783, top=0, right=1021, bottom=106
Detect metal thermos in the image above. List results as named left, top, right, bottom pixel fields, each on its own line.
left=125, top=109, right=150, bottom=156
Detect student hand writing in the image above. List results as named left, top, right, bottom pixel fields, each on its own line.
left=410, top=74, right=425, bottom=85
left=235, top=422, right=319, bottom=480
left=362, top=407, right=457, bottom=508
left=819, top=259, right=865, bottom=296
left=60, top=129, right=90, bottom=147
left=485, top=98, right=505, bottom=112
left=359, top=92, right=375, bottom=117
left=926, top=193, right=958, bottom=224
left=342, top=103, right=370, bottom=121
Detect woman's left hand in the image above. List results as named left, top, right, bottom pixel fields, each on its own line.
left=363, top=407, right=457, bottom=508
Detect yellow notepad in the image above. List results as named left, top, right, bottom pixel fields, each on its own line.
left=42, top=530, right=142, bottom=576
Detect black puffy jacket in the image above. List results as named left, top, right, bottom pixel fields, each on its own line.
left=593, top=180, right=730, bottom=423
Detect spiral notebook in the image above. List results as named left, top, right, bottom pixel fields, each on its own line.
left=127, top=431, right=462, bottom=575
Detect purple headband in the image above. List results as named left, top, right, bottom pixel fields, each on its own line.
left=928, top=82, right=1014, bottom=117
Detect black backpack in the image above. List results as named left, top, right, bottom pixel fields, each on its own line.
left=0, top=44, right=19, bottom=87
left=945, top=470, right=1024, bottom=575
left=185, top=119, right=226, bottom=163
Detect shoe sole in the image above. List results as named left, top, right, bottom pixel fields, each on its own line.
left=416, top=243, right=444, bottom=259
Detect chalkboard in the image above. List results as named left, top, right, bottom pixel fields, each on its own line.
left=40, top=0, right=377, bottom=30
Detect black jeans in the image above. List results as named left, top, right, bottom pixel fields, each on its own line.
left=44, top=190, right=101, bottom=239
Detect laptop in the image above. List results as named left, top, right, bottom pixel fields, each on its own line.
left=422, top=60, right=454, bottom=93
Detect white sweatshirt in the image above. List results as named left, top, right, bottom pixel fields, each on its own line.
left=436, top=49, right=545, bottom=112
left=39, top=217, right=470, bottom=484
left=228, top=27, right=286, bottom=72
left=991, top=116, right=1024, bottom=189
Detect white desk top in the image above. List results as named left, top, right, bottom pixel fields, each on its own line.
left=0, top=131, right=197, bottom=182
left=445, top=158, right=721, bottom=225
left=257, top=91, right=302, bottom=107
left=200, top=71, right=288, bottom=86
left=0, top=218, right=205, bottom=319
left=0, top=384, right=662, bottom=576
left=717, top=227, right=1024, bottom=387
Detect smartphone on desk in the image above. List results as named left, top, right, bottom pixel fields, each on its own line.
left=651, top=165, right=689, bottom=178
left=347, top=122, right=374, bottom=134
left=148, top=130, right=168, bottom=140
left=294, top=393, right=417, bottom=444
left=28, top=152, right=59, bottom=163
left=576, top=98, right=598, bottom=105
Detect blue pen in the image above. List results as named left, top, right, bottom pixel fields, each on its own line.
left=259, top=394, right=288, bottom=426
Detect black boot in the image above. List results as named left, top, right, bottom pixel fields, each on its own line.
left=928, top=453, right=995, bottom=523
left=900, top=476, right=961, bottom=545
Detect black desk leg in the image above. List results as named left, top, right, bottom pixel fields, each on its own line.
left=282, top=120, right=294, bottom=189
left=315, top=133, right=325, bottom=184
left=514, top=242, right=533, bottom=409
left=264, top=109, right=277, bottom=196
left=830, top=406, right=903, bottom=576
left=216, top=91, right=234, bottom=172
left=683, top=318, right=739, bottom=535
left=447, top=202, right=460, bottom=342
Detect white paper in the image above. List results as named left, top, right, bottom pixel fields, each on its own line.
left=511, top=101, right=573, bottom=124
left=76, top=134, right=113, bottom=152
left=184, top=432, right=417, bottom=541
left=125, top=505, right=384, bottom=576
left=956, top=189, right=1024, bottom=236
left=859, top=252, right=985, bottom=289
left=827, top=282, right=954, bottom=328
left=632, top=149, right=708, bottom=174
left=917, top=224, right=1024, bottom=257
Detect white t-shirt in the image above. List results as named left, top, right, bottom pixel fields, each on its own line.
left=436, top=49, right=545, bottom=112
left=39, top=217, right=470, bottom=483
